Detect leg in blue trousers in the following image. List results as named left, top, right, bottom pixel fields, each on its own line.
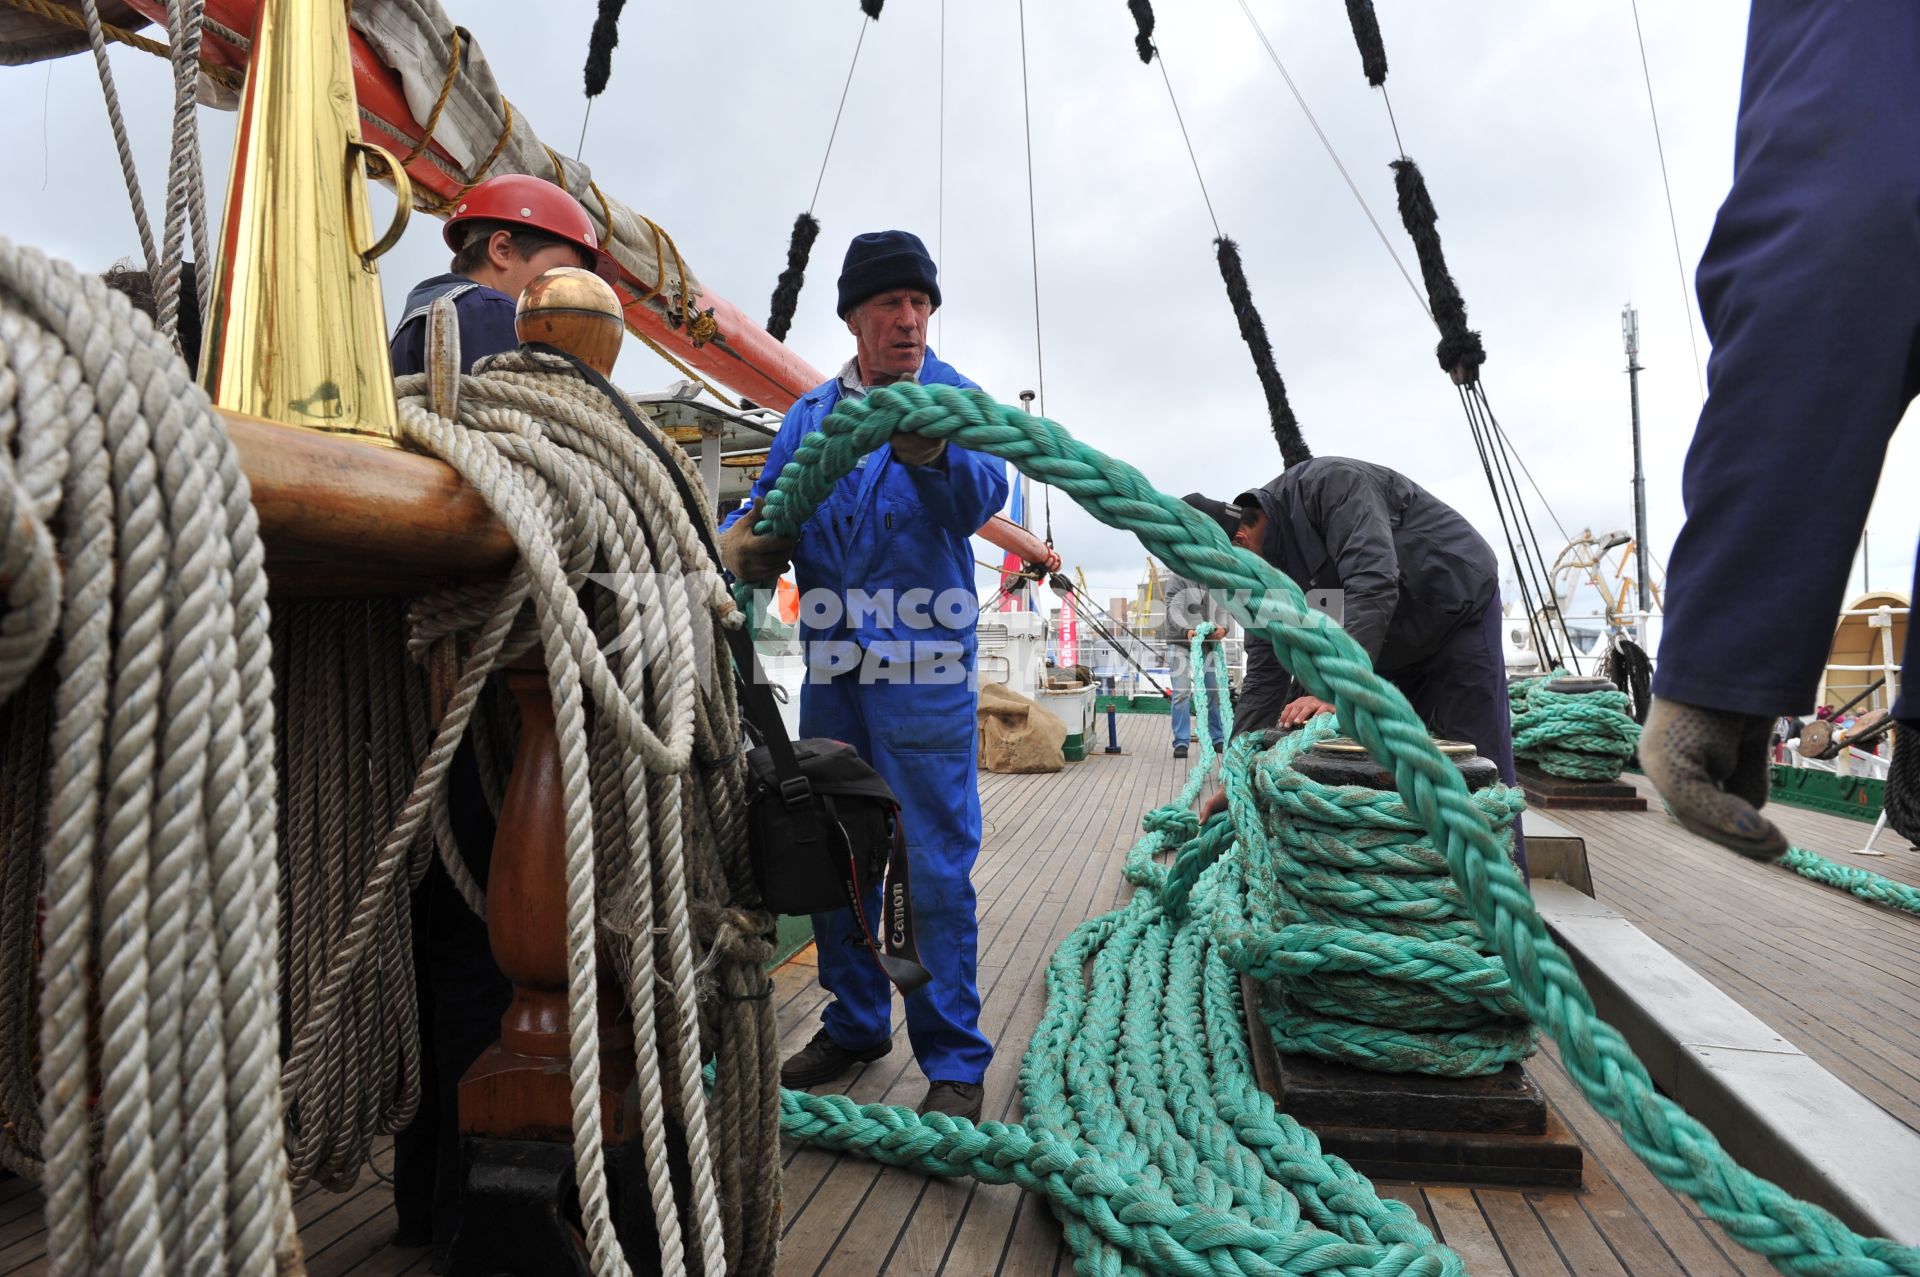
left=803, top=657, right=993, bottom=1085
left=1656, top=0, right=1920, bottom=718
left=1169, top=648, right=1194, bottom=751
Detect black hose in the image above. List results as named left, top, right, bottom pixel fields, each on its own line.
left=1391, top=158, right=1486, bottom=382
left=1214, top=236, right=1311, bottom=469
left=765, top=213, right=821, bottom=344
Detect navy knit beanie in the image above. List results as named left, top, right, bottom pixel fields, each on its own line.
left=836, top=230, right=941, bottom=317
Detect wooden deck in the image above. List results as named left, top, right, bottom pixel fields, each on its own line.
left=2, top=718, right=1913, bottom=1275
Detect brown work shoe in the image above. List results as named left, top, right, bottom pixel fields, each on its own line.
left=917, top=1080, right=984, bottom=1123
left=780, top=1028, right=891, bottom=1089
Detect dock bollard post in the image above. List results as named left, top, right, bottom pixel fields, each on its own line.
left=1105, top=705, right=1123, bottom=754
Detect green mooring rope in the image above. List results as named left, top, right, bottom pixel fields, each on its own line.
left=740, top=383, right=1920, bottom=1277
left=1781, top=847, right=1920, bottom=918
left=1250, top=729, right=1535, bottom=1078
left=1509, top=671, right=1639, bottom=782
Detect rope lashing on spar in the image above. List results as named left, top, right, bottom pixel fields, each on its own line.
left=739, top=380, right=1920, bottom=1277
left=1509, top=672, right=1640, bottom=782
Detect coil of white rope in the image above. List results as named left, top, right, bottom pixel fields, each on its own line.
left=0, top=237, right=300, bottom=1275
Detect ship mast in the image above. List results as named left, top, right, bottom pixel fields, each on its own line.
left=1622, top=304, right=1652, bottom=615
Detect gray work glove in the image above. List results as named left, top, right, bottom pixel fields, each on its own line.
left=1640, top=696, right=1788, bottom=861
left=718, top=515, right=796, bottom=581
left=889, top=431, right=947, bottom=467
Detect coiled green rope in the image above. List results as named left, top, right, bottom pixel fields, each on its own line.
left=741, top=382, right=1920, bottom=1277
left=1248, top=733, right=1534, bottom=1077
left=1509, top=672, right=1639, bottom=781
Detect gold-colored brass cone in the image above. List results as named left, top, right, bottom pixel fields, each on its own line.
left=200, top=0, right=404, bottom=444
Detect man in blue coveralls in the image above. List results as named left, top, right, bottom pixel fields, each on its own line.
left=1642, top=2, right=1918, bottom=860
left=387, top=172, right=615, bottom=1253
left=718, top=230, right=1007, bottom=1122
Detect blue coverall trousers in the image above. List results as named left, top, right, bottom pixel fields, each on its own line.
left=801, top=659, right=994, bottom=1086
left=1170, top=648, right=1226, bottom=751
left=1655, top=0, right=1919, bottom=726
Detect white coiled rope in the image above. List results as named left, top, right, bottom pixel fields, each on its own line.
left=389, top=351, right=775, bottom=1277
left=0, top=239, right=301, bottom=1274
left=0, top=237, right=779, bottom=1275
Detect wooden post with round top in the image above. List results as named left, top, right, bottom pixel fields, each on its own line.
left=516, top=266, right=626, bottom=377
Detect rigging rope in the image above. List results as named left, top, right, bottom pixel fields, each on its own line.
left=765, top=11, right=872, bottom=343
left=1627, top=0, right=1707, bottom=403
left=740, top=380, right=1920, bottom=1277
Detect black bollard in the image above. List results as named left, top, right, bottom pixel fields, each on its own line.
left=1105, top=706, right=1123, bottom=754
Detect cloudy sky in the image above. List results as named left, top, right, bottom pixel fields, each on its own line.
left=5, top=0, right=1917, bottom=625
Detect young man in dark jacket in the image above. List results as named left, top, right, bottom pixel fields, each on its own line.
left=1189, top=459, right=1523, bottom=868
left=386, top=172, right=612, bottom=1257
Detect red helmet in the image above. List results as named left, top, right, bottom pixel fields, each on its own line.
left=443, top=173, right=621, bottom=283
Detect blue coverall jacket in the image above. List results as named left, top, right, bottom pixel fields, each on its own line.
left=723, top=350, right=1007, bottom=1084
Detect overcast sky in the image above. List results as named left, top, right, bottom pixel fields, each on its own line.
left=5, top=0, right=1916, bottom=621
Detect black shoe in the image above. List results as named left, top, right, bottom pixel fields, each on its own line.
left=917, top=1080, right=984, bottom=1123
left=780, top=1028, right=891, bottom=1089
left=1172, top=744, right=1189, bottom=759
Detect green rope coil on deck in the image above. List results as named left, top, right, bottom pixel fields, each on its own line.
left=1245, top=723, right=1535, bottom=1077
left=1509, top=672, right=1639, bottom=781
left=737, top=382, right=1920, bottom=1277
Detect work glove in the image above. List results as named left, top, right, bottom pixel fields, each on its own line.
left=889, top=431, right=947, bottom=467
left=1639, top=696, right=1788, bottom=861
left=718, top=515, right=796, bottom=582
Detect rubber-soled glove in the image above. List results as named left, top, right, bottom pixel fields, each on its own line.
left=718, top=515, right=796, bottom=581
left=1640, top=696, right=1788, bottom=861
left=889, top=431, right=947, bottom=467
